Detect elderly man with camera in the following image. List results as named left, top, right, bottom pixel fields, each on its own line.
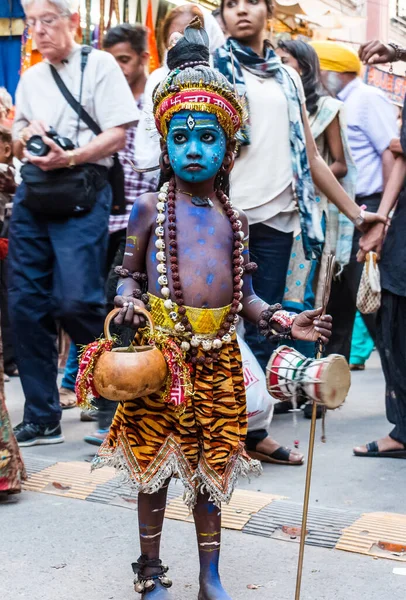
left=10, top=0, right=138, bottom=447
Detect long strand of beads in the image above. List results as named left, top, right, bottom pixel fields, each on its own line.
left=155, top=182, right=171, bottom=303
left=154, top=178, right=245, bottom=364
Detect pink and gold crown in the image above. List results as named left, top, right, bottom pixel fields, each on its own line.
left=154, top=85, right=243, bottom=140
left=153, top=20, right=243, bottom=141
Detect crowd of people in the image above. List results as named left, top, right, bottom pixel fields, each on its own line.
left=0, top=0, right=405, bottom=594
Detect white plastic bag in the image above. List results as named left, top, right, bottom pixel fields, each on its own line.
left=237, top=335, right=274, bottom=433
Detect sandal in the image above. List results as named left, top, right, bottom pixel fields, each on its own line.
left=354, top=440, right=406, bottom=459
left=132, top=555, right=172, bottom=595
left=247, top=446, right=304, bottom=466
left=303, top=402, right=323, bottom=420
left=59, top=387, right=77, bottom=409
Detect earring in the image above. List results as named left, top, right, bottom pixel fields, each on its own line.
left=159, top=151, right=172, bottom=175
left=221, top=153, right=234, bottom=175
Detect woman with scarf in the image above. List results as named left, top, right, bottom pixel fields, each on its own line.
left=214, top=0, right=384, bottom=463
left=277, top=40, right=357, bottom=315
left=271, top=39, right=357, bottom=415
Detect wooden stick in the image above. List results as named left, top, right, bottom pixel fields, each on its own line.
left=294, top=253, right=335, bottom=600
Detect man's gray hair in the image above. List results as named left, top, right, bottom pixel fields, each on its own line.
left=21, top=0, right=79, bottom=13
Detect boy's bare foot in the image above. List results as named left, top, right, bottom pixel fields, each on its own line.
left=198, top=579, right=232, bottom=600
left=133, top=558, right=173, bottom=599
left=140, top=582, right=173, bottom=598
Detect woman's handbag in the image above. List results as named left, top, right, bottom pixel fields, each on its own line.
left=356, top=251, right=381, bottom=314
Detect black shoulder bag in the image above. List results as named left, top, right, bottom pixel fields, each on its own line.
left=21, top=47, right=126, bottom=218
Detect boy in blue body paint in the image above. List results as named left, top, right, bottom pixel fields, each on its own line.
left=95, top=21, right=332, bottom=600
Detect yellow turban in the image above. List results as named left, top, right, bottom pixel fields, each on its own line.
left=310, top=41, right=361, bottom=75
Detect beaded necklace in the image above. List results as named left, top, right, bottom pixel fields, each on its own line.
left=155, top=177, right=245, bottom=365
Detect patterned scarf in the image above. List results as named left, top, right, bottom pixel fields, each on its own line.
left=309, top=96, right=356, bottom=270
left=214, top=38, right=323, bottom=260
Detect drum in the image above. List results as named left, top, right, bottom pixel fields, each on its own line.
left=266, top=346, right=351, bottom=410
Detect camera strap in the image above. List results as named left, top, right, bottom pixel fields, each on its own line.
left=50, top=46, right=102, bottom=143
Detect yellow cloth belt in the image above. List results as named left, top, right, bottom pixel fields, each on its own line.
left=149, top=294, right=231, bottom=336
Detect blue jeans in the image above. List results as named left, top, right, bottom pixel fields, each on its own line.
left=61, top=342, right=80, bottom=391
left=8, top=183, right=111, bottom=426
left=244, top=224, right=293, bottom=372
left=62, top=341, right=116, bottom=428
left=61, top=231, right=129, bottom=429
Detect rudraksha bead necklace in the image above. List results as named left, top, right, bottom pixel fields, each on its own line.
left=155, top=178, right=245, bottom=364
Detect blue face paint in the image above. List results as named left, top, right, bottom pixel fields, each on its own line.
left=167, top=111, right=226, bottom=184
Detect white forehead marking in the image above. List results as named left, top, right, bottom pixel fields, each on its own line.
left=187, top=114, right=196, bottom=130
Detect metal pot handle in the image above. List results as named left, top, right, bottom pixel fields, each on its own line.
left=104, top=306, right=155, bottom=341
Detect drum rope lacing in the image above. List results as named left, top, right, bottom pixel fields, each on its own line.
left=294, top=357, right=327, bottom=443
left=267, top=353, right=328, bottom=444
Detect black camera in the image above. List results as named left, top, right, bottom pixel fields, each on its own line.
left=26, top=127, right=75, bottom=157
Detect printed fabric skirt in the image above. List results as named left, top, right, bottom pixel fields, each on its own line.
left=0, top=322, right=26, bottom=495
left=93, top=296, right=261, bottom=508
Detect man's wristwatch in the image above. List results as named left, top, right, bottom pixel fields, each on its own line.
left=354, top=208, right=365, bottom=229
left=66, top=150, right=77, bottom=169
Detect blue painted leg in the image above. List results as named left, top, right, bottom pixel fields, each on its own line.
left=194, top=491, right=232, bottom=600
left=134, top=482, right=173, bottom=599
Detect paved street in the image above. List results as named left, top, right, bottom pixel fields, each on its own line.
left=2, top=350, right=406, bottom=600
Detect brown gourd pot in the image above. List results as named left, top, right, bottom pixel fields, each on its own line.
left=93, top=307, right=168, bottom=402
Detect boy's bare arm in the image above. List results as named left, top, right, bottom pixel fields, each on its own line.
left=238, top=211, right=274, bottom=325
left=114, top=193, right=156, bottom=329
left=239, top=212, right=332, bottom=344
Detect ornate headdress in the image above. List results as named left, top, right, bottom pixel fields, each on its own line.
left=153, top=18, right=244, bottom=141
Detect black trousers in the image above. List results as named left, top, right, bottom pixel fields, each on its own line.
left=326, top=194, right=380, bottom=361
left=376, top=290, right=406, bottom=444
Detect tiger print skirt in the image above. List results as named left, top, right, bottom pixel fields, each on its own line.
left=93, top=301, right=261, bottom=508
